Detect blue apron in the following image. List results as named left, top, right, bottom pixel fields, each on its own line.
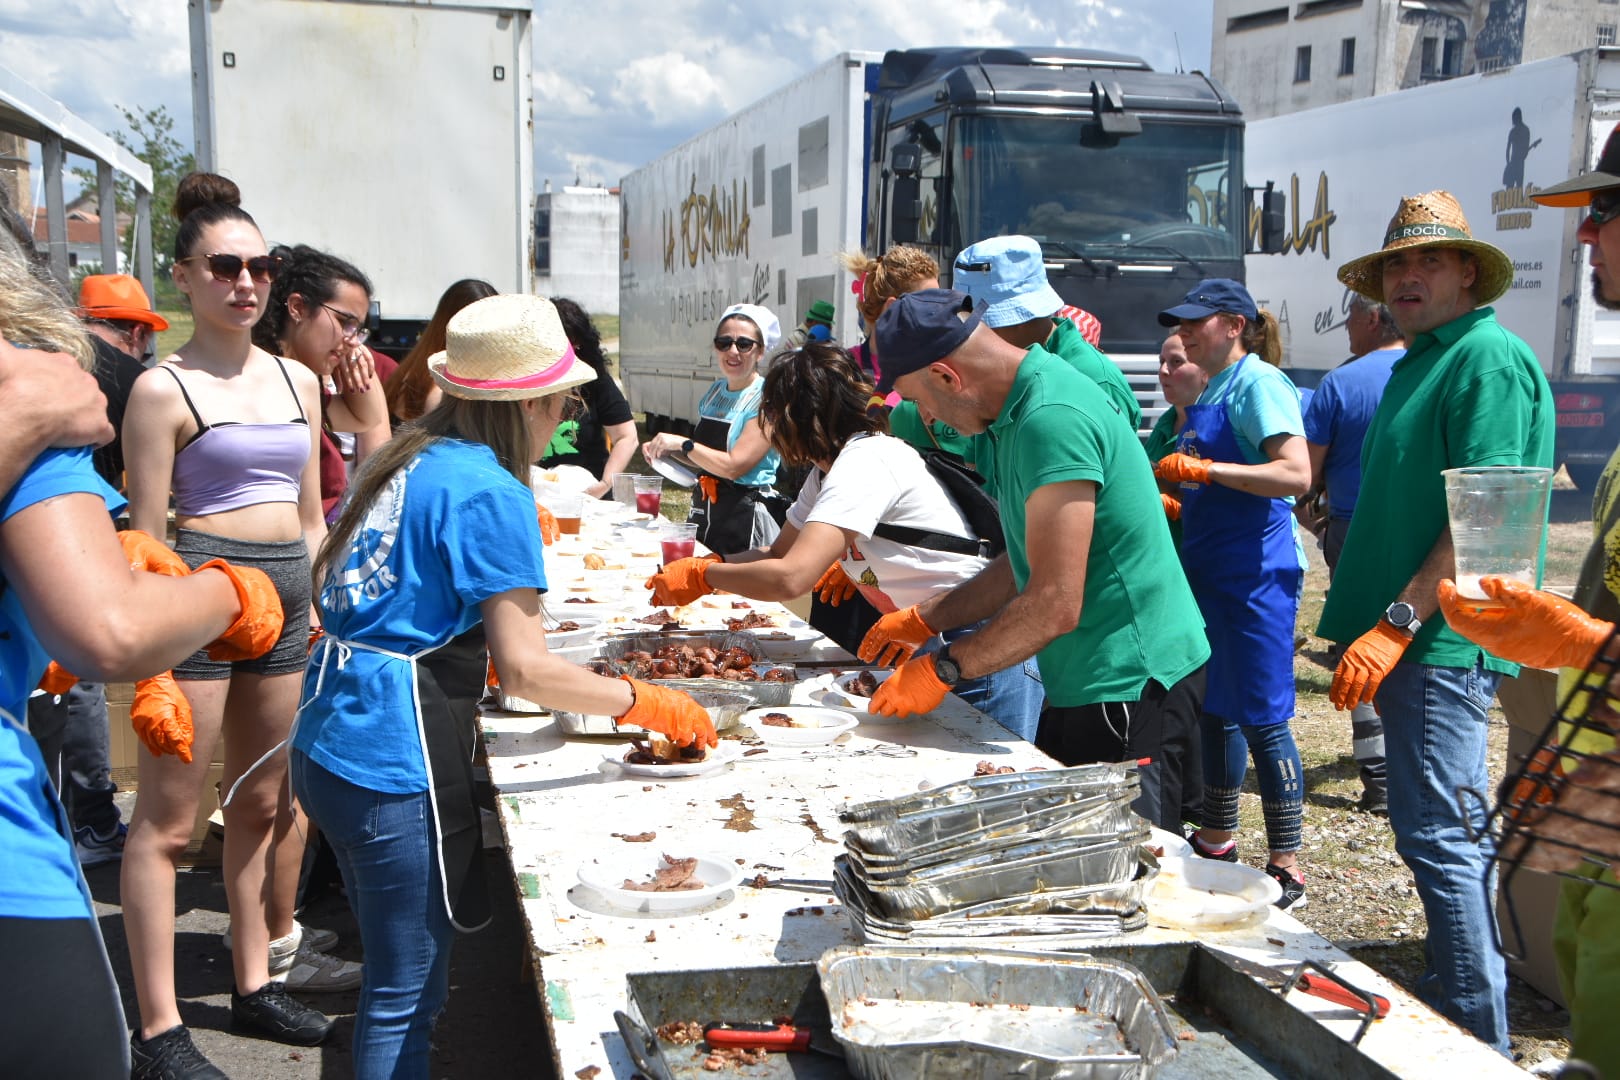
left=1175, top=356, right=1300, bottom=726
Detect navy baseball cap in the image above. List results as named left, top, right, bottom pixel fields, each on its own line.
left=1157, top=278, right=1259, bottom=327
left=872, top=288, right=985, bottom=393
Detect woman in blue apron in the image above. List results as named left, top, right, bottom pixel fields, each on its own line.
left=1154, top=279, right=1313, bottom=910
left=291, top=295, right=716, bottom=1079
left=641, top=303, right=784, bottom=556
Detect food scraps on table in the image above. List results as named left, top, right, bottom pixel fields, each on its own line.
left=621, top=854, right=703, bottom=892
left=582, top=553, right=606, bottom=570
left=656, top=1020, right=704, bottom=1044
left=612, top=831, right=656, bottom=843
left=974, top=761, right=1018, bottom=777
left=724, top=611, right=776, bottom=631
left=624, top=739, right=707, bottom=765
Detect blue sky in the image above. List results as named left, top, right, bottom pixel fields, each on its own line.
left=0, top=1, right=1213, bottom=195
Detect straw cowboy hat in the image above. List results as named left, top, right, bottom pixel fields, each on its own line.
left=76, top=273, right=170, bottom=331
left=1336, top=190, right=1514, bottom=305
left=427, top=294, right=595, bottom=401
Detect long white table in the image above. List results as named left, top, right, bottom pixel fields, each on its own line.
left=483, top=498, right=1526, bottom=1078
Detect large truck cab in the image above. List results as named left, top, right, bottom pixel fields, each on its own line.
left=867, top=48, right=1255, bottom=424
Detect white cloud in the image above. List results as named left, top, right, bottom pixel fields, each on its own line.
left=610, top=52, right=728, bottom=123
left=533, top=69, right=601, bottom=118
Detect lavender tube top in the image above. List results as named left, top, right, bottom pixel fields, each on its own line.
left=171, top=422, right=310, bottom=517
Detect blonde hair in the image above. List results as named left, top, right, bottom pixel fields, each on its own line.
left=841, top=247, right=940, bottom=325
left=0, top=231, right=93, bottom=370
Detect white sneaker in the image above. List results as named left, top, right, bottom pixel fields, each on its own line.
left=223, top=919, right=339, bottom=955
left=274, top=942, right=363, bottom=994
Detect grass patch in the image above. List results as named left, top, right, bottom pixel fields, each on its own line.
left=154, top=307, right=193, bottom=357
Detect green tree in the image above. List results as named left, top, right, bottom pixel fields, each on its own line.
left=71, top=104, right=193, bottom=301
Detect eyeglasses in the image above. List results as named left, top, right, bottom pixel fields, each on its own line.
left=320, top=302, right=370, bottom=344
left=181, top=252, right=282, bottom=285
left=714, top=335, right=760, bottom=352
left=1590, top=190, right=1620, bottom=227
left=553, top=392, right=584, bottom=422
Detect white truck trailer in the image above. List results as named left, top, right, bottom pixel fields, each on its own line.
left=620, top=47, right=1282, bottom=431
left=1244, top=47, right=1620, bottom=489
left=189, top=0, right=533, bottom=357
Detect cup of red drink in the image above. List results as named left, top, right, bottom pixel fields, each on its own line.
left=634, top=475, right=664, bottom=517
left=660, top=522, right=698, bottom=565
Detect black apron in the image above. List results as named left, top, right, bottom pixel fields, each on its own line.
left=688, top=412, right=783, bottom=557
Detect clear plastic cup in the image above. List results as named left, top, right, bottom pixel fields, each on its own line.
left=659, top=521, right=698, bottom=565
left=542, top=491, right=584, bottom=535
left=611, top=473, right=638, bottom=507
left=1442, top=466, right=1553, bottom=603
left=634, top=475, right=664, bottom=518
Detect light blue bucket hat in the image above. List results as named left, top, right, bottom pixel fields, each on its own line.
left=952, top=235, right=1063, bottom=329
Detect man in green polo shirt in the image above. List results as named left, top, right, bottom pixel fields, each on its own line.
left=856, top=287, right=1209, bottom=832
left=1318, top=190, right=1553, bottom=1054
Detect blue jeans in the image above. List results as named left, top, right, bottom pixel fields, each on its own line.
left=1199, top=716, right=1303, bottom=852
left=291, top=751, right=454, bottom=1080
left=934, top=626, right=1045, bottom=741
left=1377, top=660, right=1509, bottom=1054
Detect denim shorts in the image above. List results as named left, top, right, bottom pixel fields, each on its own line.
left=172, top=529, right=311, bottom=680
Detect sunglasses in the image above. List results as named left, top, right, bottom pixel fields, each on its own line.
left=713, top=335, right=760, bottom=352
left=1590, top=190, right=1620, bottom=227
left=183, top=252, right=283, bottom=284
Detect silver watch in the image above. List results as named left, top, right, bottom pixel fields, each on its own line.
left=1384, top=601, right=1422, bottom=636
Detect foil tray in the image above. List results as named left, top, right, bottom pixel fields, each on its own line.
left=599, top=630, right=795, bottom=706
left=839, top=762, right=1141, bottom=827
left=817, top=946, right=1178, bottom=1080
left=552, top=688, right=753, bottom=736
left=845, top=797, right=1143, bottom=872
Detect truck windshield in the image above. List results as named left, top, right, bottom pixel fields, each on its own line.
left=951, top=115, right=1242, bottom=262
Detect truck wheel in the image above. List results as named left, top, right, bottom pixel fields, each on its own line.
left=1566, top=463, right=1605, bottom=493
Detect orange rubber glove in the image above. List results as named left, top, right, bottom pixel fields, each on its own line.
left=858, top=605, right=937, bottom=667
left=535, top=504, right=560, bottom=546
left=1329, top=621, right=1411, bottom=710
left=1160, top=493, right=1181, bottom=521
left=486, top=654, right=501, bottom=691
left=616, top=676, right=718, bottom=748
left=196, top=560, right=285, bottom=662
left=697, top=475, right=719, bottom=505
left=645, top=554, right=722, bottom=606
left=1154, top=453, right=1213, bottom=486
left=870, top=652, right=951, bottom=718
left=1437, top=576, right=1614, bottom=672
left=38, top=661, right=77, bottom=696
left=132, top=670, right=194, bottom=763
left=119, top=529, right=189, bottom=576
left=814, top=563, right=857, bottom=606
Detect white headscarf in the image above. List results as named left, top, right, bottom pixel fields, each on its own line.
left=717, top=303, right=782, bottom=352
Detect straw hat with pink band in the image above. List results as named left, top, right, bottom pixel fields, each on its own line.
left=427, top=294, right=596, bottom=401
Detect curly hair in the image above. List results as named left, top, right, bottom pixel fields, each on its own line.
left=384, top=278, right=498, bottom=421
left=840, top=246, right=940, bottom=326
left=550, top=296, right=608, bottom=374
left=251, top=244, right=373, bottom=355
left=758, top=343, right=886, bottom=466
left=0, top=220, right=92, bottom=370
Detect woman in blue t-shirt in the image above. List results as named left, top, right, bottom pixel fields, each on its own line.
left=0, top=232, right=281, bottom=1079
left=1155, top=278, right=1314, bottom=911
left=292, top=294, right=714, bottom=1079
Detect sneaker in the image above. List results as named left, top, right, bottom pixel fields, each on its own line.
left=130, top=1024, right=227, bottom=1080
left=275, top=942, right=363, bottom=993
left=1265, top=863, right=1308, bottom=910
left=224, top=919, right=339, bottom=955
left=230, top=982, right=333, bottom=1045
left=74, top=821, right=127, bottom=868
left=1191, top=833, right=1239, bottom=863
left=1356, top=788, right=1390, bottom=817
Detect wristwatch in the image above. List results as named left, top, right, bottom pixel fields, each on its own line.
left=1383, top=601, right=1423, bottom=637
left=932, top=644, right=962, bottom=688
left=680, top=438, right=696, bottom=454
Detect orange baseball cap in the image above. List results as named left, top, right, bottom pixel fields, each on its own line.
left=76, top=274, right=169, bottom=331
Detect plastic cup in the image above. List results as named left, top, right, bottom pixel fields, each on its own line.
left=539, top=491, right=584, bottom=535
left=634, top=475, right=664, bottom=518
left=660, top=522, right=698, bottom=565
left=1442, top=466, right=1553, bottom=603
left=611, top=473, right=638, bottom=507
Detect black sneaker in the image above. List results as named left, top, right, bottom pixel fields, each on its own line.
left=1265, top=863, right=1307, bottom=910
left=1191, top=833, right=1239, bottom=863
left=130, top=1025, right=227, bottom=1080
left=230, top=982, right=333, bottom=1046
left=1357, top=788, right=1390, bottom=817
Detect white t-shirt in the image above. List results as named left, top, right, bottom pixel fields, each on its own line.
left=786, top=434, right=987, bottom=613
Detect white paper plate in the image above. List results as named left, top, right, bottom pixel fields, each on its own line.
left=576, top=851, right=742, bottom=913
left=744, top=706, right=859, bottom=745
left=808, top=670, right=901, bottom=719
left=647, top=452, right=699, bottom=488
left=601, top=739, right=744, bottom=778
left=1149, top=857, right=1281, bottom=930
left=542, top=616, right=604, bottom=647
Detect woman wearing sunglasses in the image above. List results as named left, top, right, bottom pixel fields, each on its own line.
left=121, top=172, right=336, bottom=1072
left=641, top=303, right=784, bottom=555
left=254, top=244, right=390, bottom=522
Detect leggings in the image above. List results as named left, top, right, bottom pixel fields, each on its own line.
left=0, top=915, right=129, bottom=1078
left=1199, top=715, right=1304, bottom=853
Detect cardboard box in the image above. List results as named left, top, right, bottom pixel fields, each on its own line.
left=106, top=680, right=227, bottom=865
left=1492, top=666, right=1567, bottom=1006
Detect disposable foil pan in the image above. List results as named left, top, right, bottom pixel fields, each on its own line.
left=846, top=797, right=1143, bottom=869
left=552, top=688, right=752, bottom=736
left=837, top=849, right=1158, bottom=924
left=839, top=762, right=1140, bottom=825
left=817, top=946, right=1178, bottom=1080
left=599, top=630, right=796, bottom=705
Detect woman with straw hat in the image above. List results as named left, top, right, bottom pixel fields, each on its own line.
left=290, top=294, right=716, bottom=1077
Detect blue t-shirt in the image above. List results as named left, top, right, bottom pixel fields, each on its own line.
left=0, top=448, right=124, bottom=919
left=695, top=378, right=779, bottom=488
left=1196, top=355, right=1306, bottom=465
left=294, top=439, right=547, bottom=794
left=1301, top=347, right=1402, bottom=520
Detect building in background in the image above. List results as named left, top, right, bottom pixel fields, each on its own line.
left=1213, top=0, right=1607, bottom=121
left=32, top=192, right=131, bottom=273
left=533, top=180, right=619, bottom=315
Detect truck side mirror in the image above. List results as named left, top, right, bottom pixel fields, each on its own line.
left=1246, top=182, right=1287, bottom=254
left=891, top=174, right=922, bottom=243
left=889, top=143, right=921, bottom=177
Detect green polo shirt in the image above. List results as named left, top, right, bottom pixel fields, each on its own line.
left=989, top=346, right=1208, bottom=706
left=886, top=401, right=974, bottom=461
left=1316, top=307, right=1554, bottom=672
left=1046, top=316, right=1143, bottom=431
